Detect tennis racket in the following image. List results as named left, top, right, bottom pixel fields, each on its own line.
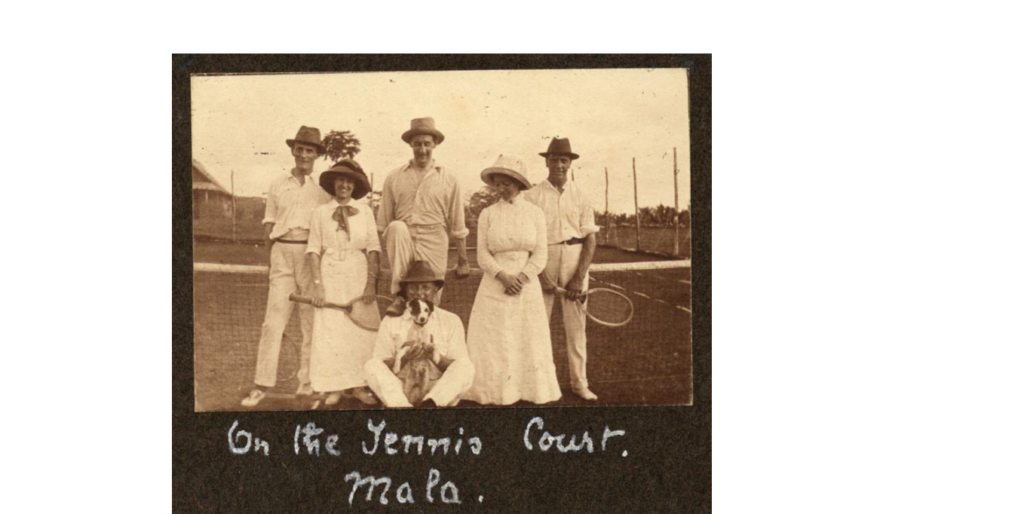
left=553, top=286, right=635, bottom=327
left=288, top=294, right=392, bottom=331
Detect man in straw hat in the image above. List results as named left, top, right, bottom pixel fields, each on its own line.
left=363, top=261, right=475, bottom=408
left=524, top=137, right=601, bottom=401
left=377, top=117, right=471, bottom=314
left=242, top=126, right=332, bottom=408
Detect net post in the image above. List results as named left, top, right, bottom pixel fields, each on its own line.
left=630, top=157, right=638, bottom=251
left=604, top=166, right=610, bottom=246
left=673, top=148, right=679, bottom=257
left=231, top=169, right=237, bottom=243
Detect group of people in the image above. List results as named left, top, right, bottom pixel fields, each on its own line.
left=240, top=118, right=599, bottom=409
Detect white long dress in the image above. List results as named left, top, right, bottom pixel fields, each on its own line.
left=305, top=199, right=382, bottom=392
left=464, top=196, right=562, bottom=405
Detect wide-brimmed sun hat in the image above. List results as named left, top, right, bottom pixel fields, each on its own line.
left=401, top=117, right=445, bottom=145
left=481, top=154, right=532, bottom=190
left=539, top=137, right=580, bottom=160
left=286, top=125, right=326, bottom=155
left=319, top=159, right=371, bottom=199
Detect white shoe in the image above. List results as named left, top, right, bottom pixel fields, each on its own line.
left=324, top=392, right=343, bottom=406
left=296, top=383, right=313, bottom=396
left=241, top=389, right=266, bottom=407
left=572, top=386, right=598, bottom=401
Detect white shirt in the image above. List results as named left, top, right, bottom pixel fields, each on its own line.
left=305, top=199, right=382, bottom=259
left=476, top=196, right=548, bottom=279
left=523, top=179, right=600, bottom=245
left=376, top=161, right=470, bottom=239
left=371, top=307, right=469, bottom=364
left=263, top=171, right=331, bottom=240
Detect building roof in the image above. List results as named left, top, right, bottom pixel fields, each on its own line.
left=192, top=159, right=230, bottom=195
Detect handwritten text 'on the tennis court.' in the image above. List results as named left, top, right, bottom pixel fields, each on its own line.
left=227, top=417, right=627, bottom=506
left=227, top=416, right=627, bottom=458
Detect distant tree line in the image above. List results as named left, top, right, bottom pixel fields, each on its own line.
left=596, top=205, right=691, bottom=229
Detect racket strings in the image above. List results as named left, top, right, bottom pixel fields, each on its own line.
left=582, top=290, right=634, bottom=325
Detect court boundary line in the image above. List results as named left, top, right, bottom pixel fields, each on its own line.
left=194, top=260, right=691, bottom=275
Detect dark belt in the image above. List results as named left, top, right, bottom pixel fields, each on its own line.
left=559, top=237, right=585, bottom=245
left=276, top=239, right=308, bottom=245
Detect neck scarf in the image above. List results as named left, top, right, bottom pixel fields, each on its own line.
left=332, top=204, right=359, bottom=235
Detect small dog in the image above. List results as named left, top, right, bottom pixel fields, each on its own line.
left=393, top=299, right=443, bottom=406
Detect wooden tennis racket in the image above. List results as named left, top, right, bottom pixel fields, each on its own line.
left=553, top=286, right=635, bottom=327
left=288, top=294, right=391, bottom=331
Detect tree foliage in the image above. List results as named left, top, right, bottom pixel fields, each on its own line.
left=596, top=205, right=691, bottom=228
left=322, top=130, right=361, bottom=162
left=466, top=186, right=502, bottom=220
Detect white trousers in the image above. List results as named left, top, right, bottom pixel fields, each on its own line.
left=383, top=221, right=447, bottom=303
left=364, top=358, right=474, bottom=407
left=254, top=242, right=313, bottom=388
left=541, top=243, right=590, bottom=388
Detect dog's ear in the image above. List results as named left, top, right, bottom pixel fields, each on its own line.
left=425, top=300, right=434, bottom=313
left=408, top=299, right=421, bottom=317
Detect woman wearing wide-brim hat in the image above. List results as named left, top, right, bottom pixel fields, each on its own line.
left=462, top=155, right=562, bottom=405
left=305, top=159, right=381, bottom=406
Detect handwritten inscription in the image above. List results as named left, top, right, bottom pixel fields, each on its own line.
left=228, top=420, right=269, bottom=456
left=227, top=416, right=628, bottom=505
left=343, top=468, right=462, bottom=506
left=523, top=416, right=627, bottom=455
left=363, top=419, right=483, bottom=457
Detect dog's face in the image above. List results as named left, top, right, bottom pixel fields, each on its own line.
left=408, top=298, right=434, bottom=326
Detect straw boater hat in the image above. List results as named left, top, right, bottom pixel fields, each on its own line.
left=319, top=159, right=371, bottom=199
left=400, top=260, right=445, bottom=290
left=286, top=125, right=326, bottom=155
left=539, top=137, right=580, bottom=160
left=401, top=117, right=445, bottom=145
left=481, top=155, right=532, bottom=190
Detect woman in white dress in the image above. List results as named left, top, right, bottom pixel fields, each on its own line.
left=464, top=155, right=562, bottom=405
left=306, top=159, right=381, bottom=406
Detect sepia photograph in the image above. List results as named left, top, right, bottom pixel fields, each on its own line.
left=191, top=68, right=693, bottom=412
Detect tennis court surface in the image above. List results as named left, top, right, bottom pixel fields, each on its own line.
left=193, top=245, right=691, bottom=411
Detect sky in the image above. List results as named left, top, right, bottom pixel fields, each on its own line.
left=191, top=69, right=690, bottom=214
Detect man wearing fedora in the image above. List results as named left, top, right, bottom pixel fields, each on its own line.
left=524, top=137, right=600, bottom=401
left=242, top=126, right=332, bottom=408
left=377, top=117, right=471, bottom=312
left=363, top=261, right=475, bottom=408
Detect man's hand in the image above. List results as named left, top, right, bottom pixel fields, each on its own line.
left=565, top=275, right=585, bottom=302
left=311, top=282, right=326, bottom=307
left=454, top=259, right=471, bottom=279
left=453, top=237, right=470, bottom=279
left=400, top=344, right=425, bottom=367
